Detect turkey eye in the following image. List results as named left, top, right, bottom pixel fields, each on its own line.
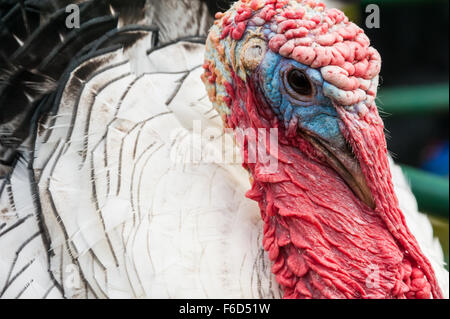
left=287, top=69, right=313, bottom=96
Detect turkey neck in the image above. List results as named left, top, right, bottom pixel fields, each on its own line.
left=225, top=72, right=442, bottom=299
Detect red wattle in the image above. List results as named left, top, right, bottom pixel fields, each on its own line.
left=224, top=72, right=442, bottom=299
left=337, top=106, right=443, bottom=299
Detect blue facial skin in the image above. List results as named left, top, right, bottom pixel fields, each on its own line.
left=258, top=50, right=346, bottom=150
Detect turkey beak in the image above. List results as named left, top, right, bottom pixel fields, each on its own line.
left=301, top=132, right=376, bottom=209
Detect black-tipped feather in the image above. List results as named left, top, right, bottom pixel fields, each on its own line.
left=0, top=0, right=220, bottom=178
left=0, top=0, right=158, bottom=176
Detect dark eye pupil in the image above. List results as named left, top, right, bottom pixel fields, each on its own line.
left=287, top=70, right=312, bottom=96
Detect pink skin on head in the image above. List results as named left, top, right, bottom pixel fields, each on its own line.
left=203, top=0, right=443, bottom=299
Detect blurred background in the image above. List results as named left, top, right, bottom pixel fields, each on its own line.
left=205, top=0, right=449, bottom=266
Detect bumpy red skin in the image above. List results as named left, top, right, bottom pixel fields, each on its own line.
left=203, top=0, right=443, bottom=299
left=224, top=72, right=438, bottom=299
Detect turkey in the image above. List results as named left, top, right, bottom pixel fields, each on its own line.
left=0, top=0, right=448, bottom=299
